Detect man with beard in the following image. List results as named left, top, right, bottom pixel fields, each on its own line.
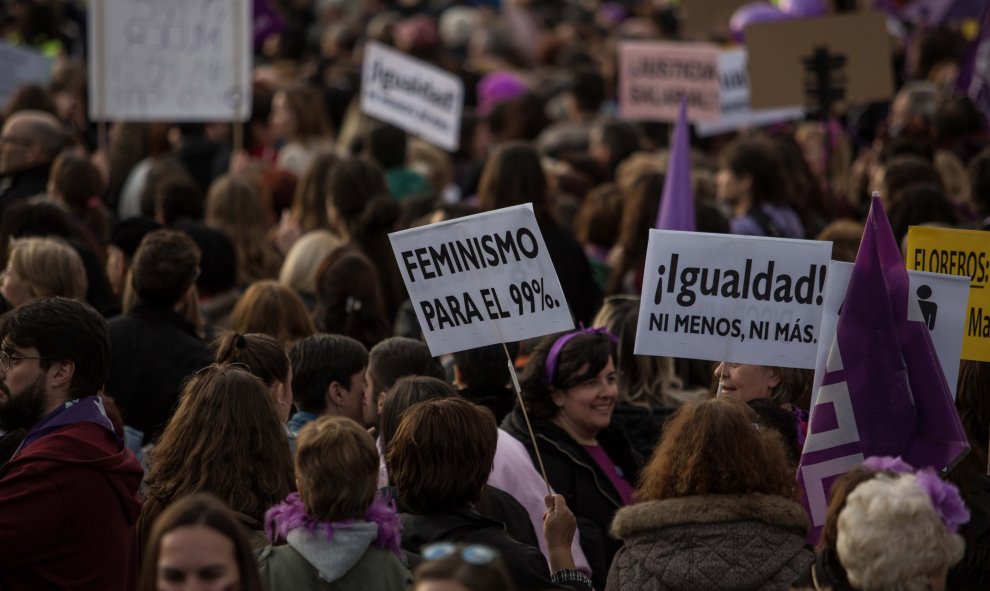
left=0, top=297, right=142, bottom=591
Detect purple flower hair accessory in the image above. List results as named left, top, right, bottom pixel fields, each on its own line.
left=544, top=326, right=618, bottom=384
left=914, top=468, right=970, bottom=533
left=265, top=491, right=403, bottom=557
left=862, top=455, right=914, bottom=474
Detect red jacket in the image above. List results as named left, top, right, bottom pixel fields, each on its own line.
left=0, top=421, right=143, bottom=591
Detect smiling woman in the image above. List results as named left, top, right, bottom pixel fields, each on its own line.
left=501, top=327, right=640, bottom=589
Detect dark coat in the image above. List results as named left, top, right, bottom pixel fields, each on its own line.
left=106, top=304, right=213, bottom=443
left=606, top=494, right=814, bottom=591
left=540, top=221, right=602, bottom=326
left=0, top=164, right=50, bottom=216
left=947, top=472, right=990, bottom=589
left=502, top=407, right=641, bottom=589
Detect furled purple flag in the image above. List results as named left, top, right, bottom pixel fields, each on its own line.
left=655, top=98, right=696, bottom=231
left=254, top=0, right=285, bottom=51
left=797, top=195, right=969, bottom=543
left=956, top=1, right=990, bottom=122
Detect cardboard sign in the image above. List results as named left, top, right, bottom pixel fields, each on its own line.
left=361, top=42, right=463, bottom=152
left=906, top=226, right=990, bottom=362
left=88, top=0, right=251, bottom=121
left=696, top=49, right=805, bottom=137
left=389, top=204, right=573, bottom=356
left=634, top=231, right=832, bottom=368
left=746, top=11, right=894, bottom=110
left=0, top=43, right=53, bottom=110
left=812, top=261, right=969, bottom=403
left=680, top=0, right=750, bottom=40
left=618, top=41, right=722, bottom=123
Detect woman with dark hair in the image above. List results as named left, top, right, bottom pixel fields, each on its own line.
left=327, top=158, right=406, bottom=323
left=588, top=120, right=642, bottom=182
left=313, top=246, right=391, bottom=349
left=214, top=331, right=294, bottom=427
left=48, top=152, right=113, bottom=264
left=607, top=397, right=813, bottom=590
left=389, top=397, right=592, bottom=591
left=606, top=172, right=663, bottom=296
left=716, top=135, right=805, bottom=239
left=477, top=143, right=601, bottom=324
left=501, top=328, right=640, bottom=588
left=138, top=365, right=295, bottom=551
left=229, top=280, right=316, bottom=348
left=139, top=493, right=266, bottom=591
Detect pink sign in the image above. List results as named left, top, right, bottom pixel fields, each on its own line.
left=618, top=41, right=722, bottom=122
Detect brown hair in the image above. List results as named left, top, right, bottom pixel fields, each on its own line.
left=387, top=397, right=496, bottom=513
left=229, top=280, right=315, bottom=346
left=290, top=151, right=339, bottom=233
left=820, top=466, right=883, bottom=552
left=49, top=153, right=111, bottom=253
left=295, top=416, right=379, bottom=522
left=518, top=330, right=615, bottom=420
left=636, top=397, right=794, bottom=500
left=144, top=365, right=294, bottom=524
left=277, top=83, right=333, bottom=142
left=314, top=247, right=390, bottom=348
left=214, top=331, right=289, bottom=387
left=131, top=229, right=201, bottom=308
left=477, top=143, right=549, bottom=223
left=6, top=236, right=87, bottom=301
left=138, top=493, right=265, bottom=591
left=380, top=376, right=457, bottom=453
left=607, top=172, right=663, bottom=295
left=573, top=183, right=624, bottom=250
left=206, top=175, right=282, bottom=287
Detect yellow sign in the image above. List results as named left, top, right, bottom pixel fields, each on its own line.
left=906, top=226, right=990, bottom=361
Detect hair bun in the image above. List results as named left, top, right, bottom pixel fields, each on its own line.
left=235, top=334, right=247, bottom=349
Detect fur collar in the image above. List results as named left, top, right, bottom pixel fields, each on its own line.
left=611, top=493, right=809, bottom=540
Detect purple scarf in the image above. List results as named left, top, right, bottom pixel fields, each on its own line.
left=265, top=492, right=403, bottom=557
left=15, top=396, right=118, bottom=458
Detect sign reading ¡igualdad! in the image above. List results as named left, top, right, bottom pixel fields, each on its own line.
left=389, top=204, right=573, bottom=356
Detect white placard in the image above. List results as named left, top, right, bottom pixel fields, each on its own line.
left=811, top=261, right=969, bottom=402
left=696, top=49, right=804, bottom=137
left=88, top=0, right=251, bottom=121
left=0, top=43, right=53, bottom=109
left=389, top=204, right=573, bottom=356
left=361, top=41, right=463, bottom=152
left=634, top=231, right=832, bottom=368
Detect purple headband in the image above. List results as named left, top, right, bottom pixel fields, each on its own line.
left=544, top=326, right=618, bottom=384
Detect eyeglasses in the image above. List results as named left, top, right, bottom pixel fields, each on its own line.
left=0, top=350, right=51, bottom=371
left=421, top=543, right=498, bottom=565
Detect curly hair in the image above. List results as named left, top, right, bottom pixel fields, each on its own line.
left=229, top=280, right=315, bottom=346
left=838, top=474, right=964, bottom=591
left=295, top=416, right=379, bottom=522
left=636, top=397, right=794, bottom=500
left=143, top=365, right=294, bottom=527
left=518, top=330, right=615, bottom=420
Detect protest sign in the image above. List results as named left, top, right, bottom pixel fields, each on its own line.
left=745, top=11, right=894, bottom=110
left=88, top=0, right=251, bottom=121
left=695, top=49, right=804, bottom=137
left=906, top=225, right=990, bottom=362
left=812, top=261, right=969, bottom=402
left=389, top=204, right=573, bottom=356
left=680, top=0, right=749, bottom=40
left=361, top=41, right=464, bottom=152
left=634, top=231, right=832, bottom=368
left=0, top=43, right=53, bottom=110
left=618, top=42, right=722, bottom=123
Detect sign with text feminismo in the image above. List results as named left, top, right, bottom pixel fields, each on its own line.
left=389, top=204, right=573, bottom=356
left=635, top=230, right=832, bottom=368
left=88, top=0, right=251, bottom=121
left=361, top=41, right=463, bottom=152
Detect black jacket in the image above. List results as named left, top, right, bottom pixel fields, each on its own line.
left=540, top=221, right=602, bottom=326
left=0, top=164, right=50, bottom=216
left=399, top=506, right=565, bottom=591
left=106, top=304, right=213, bottom=444
left=502, top=407, right=641, bottom=588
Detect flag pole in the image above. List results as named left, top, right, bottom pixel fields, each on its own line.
left=502, top=341, right=552, bottom=496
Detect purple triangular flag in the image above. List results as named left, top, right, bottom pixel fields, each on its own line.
left=655, top=98, right=696, bottom=231
left=797, top=195, right=969, bottom=543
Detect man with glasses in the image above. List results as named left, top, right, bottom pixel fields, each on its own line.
left=0, top=297, right=142, bottom=591
left=0, top=110, right=65, bottom=215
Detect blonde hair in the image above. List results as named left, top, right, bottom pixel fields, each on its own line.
left=837, top=473, right=965, bottom=591
left=295, top=416, right=379, bottom=522
left=7, top=236, right=87, bottom=301
left=278, top=230, right=341, bottom=295
left=206, top=175, right=282, bottom=287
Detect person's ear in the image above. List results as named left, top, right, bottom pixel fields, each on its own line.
left=550, top=387, right=566, bottom=408
left=325, top=382, right=343, bottom=412
left=377, top=391, right=386, bottom=414
left=48, top=360, right=75, bottom=390
left=740, top=174, right=754, bottom=194
left=767, top=367, right=783, bottom=390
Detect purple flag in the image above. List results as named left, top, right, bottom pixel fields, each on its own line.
left=655, top=98, right=696, bottom=231
left=797, top=195, right=969, bottom=543
left=956, top=1, right=990, bottom=123
left=254, top=0, right=285, bottom=50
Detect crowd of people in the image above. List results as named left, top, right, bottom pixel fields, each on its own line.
left=0, top=0, right=987, bottom=589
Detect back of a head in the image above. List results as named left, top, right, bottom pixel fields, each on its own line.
left=721, top=135, right=785, bottom=205
left=367, top=123, right=408, bottom=170
left=229, top=280, right=315, bottom=345
left=888, top=185, right=957, bottom=245
left=477, top=143, right=547, bottom=217
left=451, top=343, right=516, bottom=393
left=329, top=158, right=388, bottom=223
left=368, top=336, right=444, bottom=394
left=0, top=200, right=76, bottom=262
left=414, top=544, right=516, bottom=591
left=139, top=493, right=265, bottom=591
left=206, top=175, right=265, bottom=232
left=567, top=68, right=606, bottom=116
left=380, top=375, right=457, bottom=452
left=50, top=152, right=105, bottom=210
left=5, top=109, right=65, bottom=164
left=637, top=397, right=793, bottom=500
left=146, top=365, right=294, bottom=521
left=278, top=230, right=341, bottom=294
left=214, top=331, right=289, bottom=388
left=294, top=416, right=379, bottom=522
left=154, top=174, right=206, bottom=226
left=315, top=248, right=390, bottom=348
left=4, top=297, right=109, bottom=399
left=131, top=230, right=201, bottom=309
left=816, top=220, right=864, bottom=263
left=837, top=473, right=965, bottom=590
left=387, top=397, right=497, bottom=513
left=883, top=156, right=943, bottom=205
left=7, top=236, right=87, bottom=302
left=290, top=333, right=368, bottom=415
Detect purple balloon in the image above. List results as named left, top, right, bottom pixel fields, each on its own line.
left=729, top=2, right=792, bottom=43
left=780, top=0, right=828, bottom=18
